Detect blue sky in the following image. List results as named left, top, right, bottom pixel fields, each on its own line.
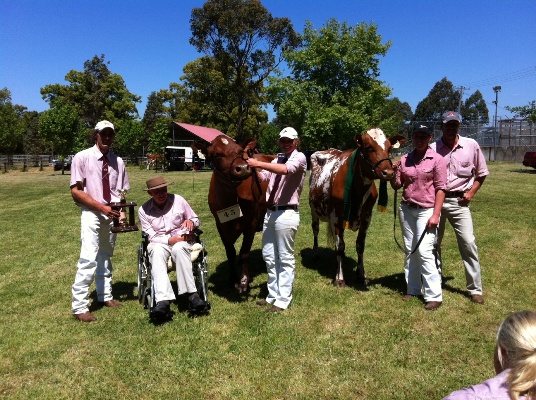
left=2, top=0, right=535, bottom=124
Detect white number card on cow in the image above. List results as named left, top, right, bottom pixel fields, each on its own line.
left=216, top=204, right=243, bottom=223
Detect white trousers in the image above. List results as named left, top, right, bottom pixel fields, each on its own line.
left=399, top=204, right=442, bottom=302
left=436, top=198, right=483, bottom=295
left=148, top=241, right=196, bottom=303
left=262, top=209, right=300, bottom=309
left=72, top=209, right=116, bottom=314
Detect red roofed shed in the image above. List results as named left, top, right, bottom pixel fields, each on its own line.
left=169, top=122, right=230, bottom=146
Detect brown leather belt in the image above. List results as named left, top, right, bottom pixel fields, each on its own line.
left=268, top=204, right=298, bottom=211
left=445, top=191, right=465, bottom=198
left=402, top=201, right=426, bottom=209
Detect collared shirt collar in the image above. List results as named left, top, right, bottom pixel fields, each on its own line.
left=439, top=135, right=463, bottom=151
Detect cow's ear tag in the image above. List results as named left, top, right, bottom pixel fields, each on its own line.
left=221, top=138, right=229, bottom=145
left=393, top=142, right=400, bottom=149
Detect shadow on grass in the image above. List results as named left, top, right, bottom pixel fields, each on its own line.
left=208, top=248, right=267, bottom=303
left=509, top=168, right=536, bottom=174
left=299, top=247, right=374, bottom=291
left=88, top=281, right=137, bottom=311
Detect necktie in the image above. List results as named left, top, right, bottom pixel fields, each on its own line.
left=102, top=155, right=111, bottom=203
left=267, top=155, right=287, bottom=206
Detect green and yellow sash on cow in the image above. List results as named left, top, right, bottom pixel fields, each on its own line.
left=343, top=150, right=388, bottom=229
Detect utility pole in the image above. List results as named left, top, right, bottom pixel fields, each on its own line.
left=456, top=86, right=470, bottom=114
left=492, top=86, right=501, bottom=161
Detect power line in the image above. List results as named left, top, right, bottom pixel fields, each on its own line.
left=462, top=66, right=536, bottom=88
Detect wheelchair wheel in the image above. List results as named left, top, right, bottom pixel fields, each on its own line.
left=192, top=241, right=211, bottom=312
left=137, top=244, right=146, bottom=304
left=137, top=244, right=154, bottom=311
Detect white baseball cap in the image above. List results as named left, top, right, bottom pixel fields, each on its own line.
left=95, top=120, right=115, bottom=132
left=279, top=127, right=298, bottom=140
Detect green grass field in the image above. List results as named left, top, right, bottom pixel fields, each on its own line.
left=0, top=162, right=534, bottom=399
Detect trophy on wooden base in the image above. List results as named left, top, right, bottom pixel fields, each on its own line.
left=110, top=189, right=139, bottom=233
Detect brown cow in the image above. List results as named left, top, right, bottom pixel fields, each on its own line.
left=192, top=136, right=276, bottom=293
left=309, top=128, right=404, bottom=288
left=146, top=153, right=163, bottom=170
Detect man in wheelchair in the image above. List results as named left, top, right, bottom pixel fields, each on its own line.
left=138, top=176, right=208, bottom=320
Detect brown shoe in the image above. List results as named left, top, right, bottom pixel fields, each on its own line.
left=256, top=299, right=269, bottom=307
left=424, top=301, right=442, bottom=311
left=402, top=294, right=416, bottom=301
left=73, top=312, right=97, bottom=322
left=266, top=305, right=284, bottom=313
left=471, top=294, right=484, bottom=304
left=99, top=300, right=123, bottom=308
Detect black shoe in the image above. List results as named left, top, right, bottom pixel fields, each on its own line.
left=151, top=300, right=171, bottom=321
left=189, top=293, right=207, bottom=312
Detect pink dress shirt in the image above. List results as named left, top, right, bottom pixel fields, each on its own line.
left=431, top=136, right=489, bottom=192
left=138, top=194, right=200, bottom=245
left=393, top=147, right=447, bottom=208
left=258, top=150, right=306, bottom=206
left=70, top=145, right=130, bottom=205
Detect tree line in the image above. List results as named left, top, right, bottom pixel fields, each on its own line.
left=1, top=0, right=533, bottom=160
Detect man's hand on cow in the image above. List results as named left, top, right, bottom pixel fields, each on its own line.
left=246, top=158, right=261, bottom=168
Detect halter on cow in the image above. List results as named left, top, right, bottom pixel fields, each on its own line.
left=192, top=136, right=276, bottom=293
left=309, top=128, right=405, bottom=288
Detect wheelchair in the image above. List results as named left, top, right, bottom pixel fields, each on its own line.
left=137, top=228, right=211, bottom=320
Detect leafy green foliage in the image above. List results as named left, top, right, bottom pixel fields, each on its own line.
left=462, top=90, right=489, bottom=125
left=147, top=120, right=171, bottom=155
left=506, top=100, right=536, bottom=122
left=189, top=0, right=300, bottom=142
left=21, top=111, right=47, bottom=156
left=414, top=77, right=460, bottom=122
left=0, top=88, right=26, bottom=155
left=267, top=19, right=393, bottom=149
left=40, top=54, right=141, bottom=132
left=113, top=119, right=145, bottom=159
left=255, top=123, right=280, bottom=154
left=38, top=104, right=85, bottom=156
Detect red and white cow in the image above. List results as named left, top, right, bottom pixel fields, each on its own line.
left=146, top=153, right=163, bottom=170
left=192, top=136, right=276, bottom=293
left=309, top=128, right=404, bottom=287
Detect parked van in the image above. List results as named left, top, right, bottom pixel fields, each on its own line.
left=164, top=146, right=204, bottom=171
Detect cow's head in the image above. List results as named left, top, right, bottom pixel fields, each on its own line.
left=354, top=127, right=406, bottom=180
left=192, top=135, right=257, bottom=182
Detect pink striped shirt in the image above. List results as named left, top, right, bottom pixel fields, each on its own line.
left=70, top=145, right=130, bottom=204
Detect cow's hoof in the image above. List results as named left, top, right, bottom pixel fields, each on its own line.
left=332, top=279, right=346, bottom=288
left=234, top=282, right=250, bottom=294
left=355, top=278, right=370, bottom=290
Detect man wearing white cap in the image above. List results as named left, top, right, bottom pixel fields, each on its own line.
left=246, top=127, right=307, bottom=312
left=431, top=111, right=489, bottom=304
left=70, top=120, right=130, bottom=322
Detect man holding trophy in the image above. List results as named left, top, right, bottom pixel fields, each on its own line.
left=70, top=120, right=130, bottom=322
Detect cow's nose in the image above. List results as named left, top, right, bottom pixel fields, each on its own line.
left=235, top=164, right=250, bottom=174
left=381, top=168, right=395, bottom=179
